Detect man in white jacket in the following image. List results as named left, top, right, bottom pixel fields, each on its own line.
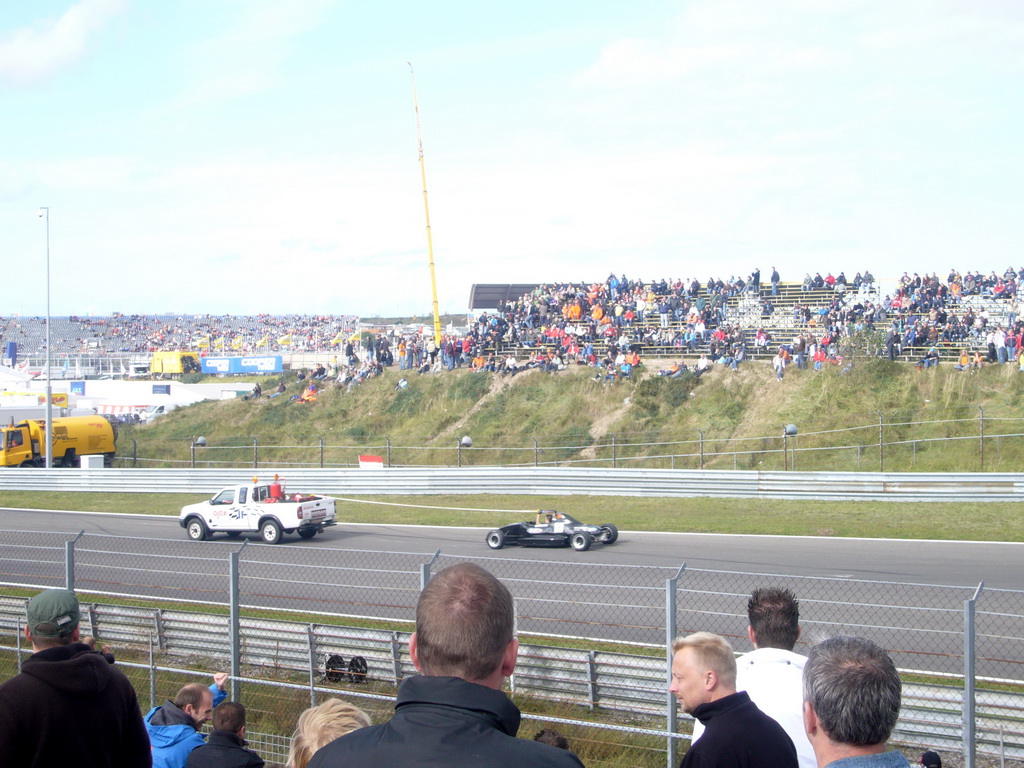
left=691, top=587, right=815, bottom=768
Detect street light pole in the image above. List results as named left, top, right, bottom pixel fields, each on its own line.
left=39, top=207, right=52, bottom=469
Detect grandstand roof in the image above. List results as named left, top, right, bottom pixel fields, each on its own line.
left=469, top=284, right=543, bottom=310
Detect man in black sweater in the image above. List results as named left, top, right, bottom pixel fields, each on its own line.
left=0, top=588, right=151, bottom=768
left=670, top=631, right=797, bottom=768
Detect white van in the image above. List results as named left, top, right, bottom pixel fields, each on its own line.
left=141, top=403, right=180, bottom=422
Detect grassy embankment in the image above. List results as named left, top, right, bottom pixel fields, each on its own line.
left=6, top=357, right=1024, bottom=541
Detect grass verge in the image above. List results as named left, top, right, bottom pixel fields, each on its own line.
left=2, top=491, right=1022, bottom=541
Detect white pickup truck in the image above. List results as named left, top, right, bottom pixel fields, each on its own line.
left=179, top=481, right=337, bottom=544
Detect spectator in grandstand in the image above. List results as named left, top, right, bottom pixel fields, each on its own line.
left=773, top=349, right=786, bottom=381
left=916, top=347, right=939, bottom=370
left=803, top=636, right=908, bottom=768
left=286, top=699, right=371, bottom=768
left=693, top=353, right=710, bottom=378
left=185, top=701, right=264, bottom=768
left=670, top=632, right=797, bottom=768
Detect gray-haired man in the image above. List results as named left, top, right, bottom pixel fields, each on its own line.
left=803, top=636, right=908, bottom=768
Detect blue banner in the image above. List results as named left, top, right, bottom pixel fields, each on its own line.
left=201, top=356, right=283, bottom=375
left=70, top=381, right=86, bottom=395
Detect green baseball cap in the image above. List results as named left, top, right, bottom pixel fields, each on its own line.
left=27, top=589, right=80, bottom=637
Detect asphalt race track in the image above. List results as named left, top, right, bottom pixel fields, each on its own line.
left=1, top=508, right=1021, bottom=681
left=0, top=507, right=1020, bottom=588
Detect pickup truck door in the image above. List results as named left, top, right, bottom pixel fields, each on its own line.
left=209, top=488, right=247, bottom=531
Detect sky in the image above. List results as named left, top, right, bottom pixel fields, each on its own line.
left=2, top=0, right=1022, bottom=319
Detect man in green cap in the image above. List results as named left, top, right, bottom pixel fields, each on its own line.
left=0, top=588, right=151, bottom=767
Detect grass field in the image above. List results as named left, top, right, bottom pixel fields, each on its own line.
left=2, top=490, right=1020, bottom=541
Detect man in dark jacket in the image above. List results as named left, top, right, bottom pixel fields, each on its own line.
left=670, top=631, right=797, bottom=768
left=185, top=702, right=264, bottom=768
left=0, top=588, right=151, bottom=767
left=309, top=563, right=583, bottom=768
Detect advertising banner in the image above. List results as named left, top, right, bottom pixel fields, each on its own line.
left=201, top=356, right=283, bottom=375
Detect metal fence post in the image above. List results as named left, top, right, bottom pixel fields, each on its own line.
left=391, top=630, right=404, bottom=685
left=420, top=550, right=440, bottom=591
left=149, top=633, right=157, bottom=711
left=587, top=649, right=597, bottom=710
left=16, top=617, right=23, bottom=673
left=878, top=413, right=884, bottom=472
left=253, top=437, right=258, bottom=469
left=132, top=437, right=138, bottom=467
left=534, top=438, right=539, bottom=467
left=666, top=562, right=686, bottom=768
left=65, top=531, right=84, bottom=590
left=229, top=541, right=248, bottom=701
left=963, top=581, right=984, bottom=768
left=319, top=438, right=325, bottom=469
left=699, top=430, right=704, bottom=469
left=154, top=608, right=167, bottom=651
left=979, top=406, right=985, bottom=471
left=386, top=436, right=391, bottom=467
left=612, top=436, right=617, bottom=468
left=307, top=624, right=318, bottom=707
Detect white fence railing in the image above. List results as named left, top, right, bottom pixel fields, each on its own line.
left=2, top=466, right=1024, bottom=501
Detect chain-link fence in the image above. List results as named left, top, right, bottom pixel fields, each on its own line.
left=114, top=411, right=1024, bottom=473
left=1, top=531, right=1021, bottom=767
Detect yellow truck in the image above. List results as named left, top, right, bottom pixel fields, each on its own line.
left=151, top=351, right=201, bottom=376
left=0, top=416, right=117, bottom=468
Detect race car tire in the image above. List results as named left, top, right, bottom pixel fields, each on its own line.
left=186, top=517, right=209, bottom=542
left=298, top=529, right=317, bottom=539
left=260, top=519, right=283, bottom=544
left=486, top=530, right=505, bottom=549
left=570, top=532, right=593, bottom=551
left=599, top=524, right=619, bottom=544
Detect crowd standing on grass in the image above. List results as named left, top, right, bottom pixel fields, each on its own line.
left=0, top=580, right=944, bottom=768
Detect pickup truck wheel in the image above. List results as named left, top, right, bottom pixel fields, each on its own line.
left=297, top=529, right=317, bottom=539
left=186, top=518, right=209, bottom=542
left=260, top=520, right=283, bottom=544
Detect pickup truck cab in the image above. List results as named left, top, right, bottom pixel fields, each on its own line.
left=179, top=480, right=337, bottom=544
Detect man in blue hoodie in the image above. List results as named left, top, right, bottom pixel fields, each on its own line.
left=145, top=674, right=228, bottom=768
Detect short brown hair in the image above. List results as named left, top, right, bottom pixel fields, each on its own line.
left=287, top=699, right=371, bottom=768
left=213, top=701, right=246, bottom=733
left=415, top=563, right=514, bottom=681
left=748, top=587, right=800, bottom=650
left=174, top=683, right=211, bottom=710
left=671, top=632, right=737, bottom=689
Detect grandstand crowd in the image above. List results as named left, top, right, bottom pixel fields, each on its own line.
left=4, top=267, right=1024, bottom=379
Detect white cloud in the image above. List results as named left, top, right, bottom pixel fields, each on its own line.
left=164, top=0, right=338, bottom=110
left=0, top=0, right=127, bottom=86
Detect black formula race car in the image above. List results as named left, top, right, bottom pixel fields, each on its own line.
left=486, top=511, right=619, bottom=552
